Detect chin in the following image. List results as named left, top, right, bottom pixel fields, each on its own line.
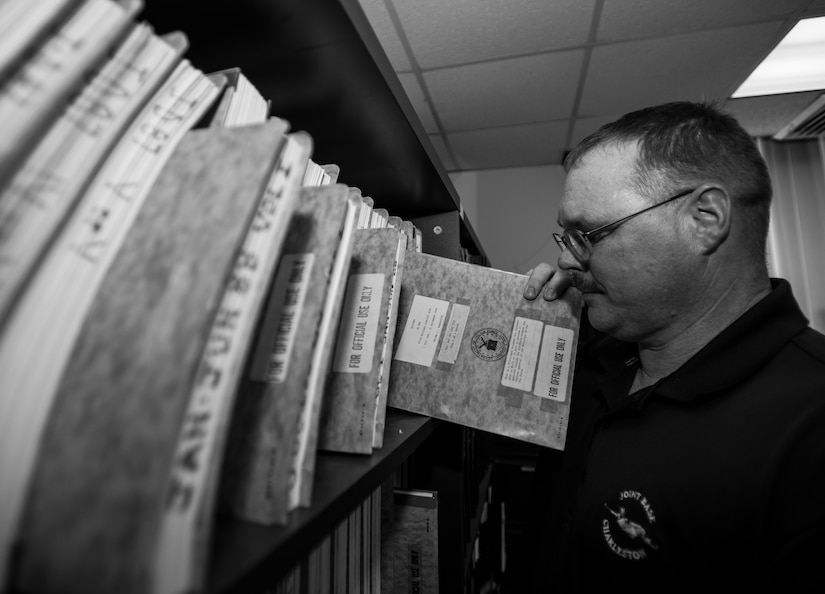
left=585, top=302, right=625, bottom=339
left=585, top=303, right=609, bottom=330
left=581, top=292, right=607, bottom=317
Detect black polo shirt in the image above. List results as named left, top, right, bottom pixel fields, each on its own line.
left=525, top=278, right=825, bottom=592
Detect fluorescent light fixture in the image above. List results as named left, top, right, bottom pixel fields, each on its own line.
left=732, top=16, right=825, bottom=98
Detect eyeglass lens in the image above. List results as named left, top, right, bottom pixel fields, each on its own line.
left=565, top=230, right=589, bottom=261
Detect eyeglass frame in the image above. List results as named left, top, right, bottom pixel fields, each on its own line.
left=552, top=187, right=696, bottom=263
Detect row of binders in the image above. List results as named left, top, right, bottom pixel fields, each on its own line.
left=0, top=2, right=430, bottom=594
left=0, top=2, right=583, bottom=593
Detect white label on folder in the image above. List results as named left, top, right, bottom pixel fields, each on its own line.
left=332, top=273, right=386, bottom=373
left=394, top=295, right=449, bottom=367
left=534, top=326, right=575, bottom=401
left=437, top=303, right=470, bottom=365
left=501, top=317, right=543, bottom=391
left=262, top=253, right=313, bottom=383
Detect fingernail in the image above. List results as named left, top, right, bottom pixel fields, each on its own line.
left=544, top=288, right=556, bottom=300
left=525, top=286, right=536, bottom=299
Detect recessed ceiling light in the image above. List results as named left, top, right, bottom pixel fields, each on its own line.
left=732, top=15, right=825, bottom=98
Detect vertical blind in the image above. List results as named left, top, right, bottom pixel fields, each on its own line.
left=757, top=136, right=825, bottom=332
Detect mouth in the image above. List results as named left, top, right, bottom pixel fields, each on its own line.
left=570, top=274, right=600, bottom=295
left=576, top=284, right=605, bottom=301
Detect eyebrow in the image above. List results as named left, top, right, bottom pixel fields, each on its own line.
left=557, top=200, right=607, bottom=231
left=557, top=212, right=596, bottom=231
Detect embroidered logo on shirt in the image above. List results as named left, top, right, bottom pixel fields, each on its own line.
left=601, top=490, right=659, bottom=560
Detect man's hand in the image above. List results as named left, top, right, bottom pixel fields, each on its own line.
left=523, top=262, right=573, bottom=301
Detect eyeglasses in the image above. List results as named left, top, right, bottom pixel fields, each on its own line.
left=553, top=188, right=696, bottom=264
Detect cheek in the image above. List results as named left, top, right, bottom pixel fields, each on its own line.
left=591, top=240, right=686, bottom=308
left=589, top=244, right=647, bottom=294
left=585, top=232, right=696, bottom=338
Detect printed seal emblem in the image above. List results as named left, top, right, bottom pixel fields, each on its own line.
left=470, top=328, right=508, bottom=361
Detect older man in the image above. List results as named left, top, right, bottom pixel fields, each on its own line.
left=521, top=101, right=825, bottom=592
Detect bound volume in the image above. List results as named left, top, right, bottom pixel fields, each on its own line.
left=387, top=251, right=582, bottom=450
left=383, top=488, right=439, bottom=594
left=318, top=225, right=406, bottom=454
left=220, top=183, right=359, bottom=525
left=13, top=119, right=287, bottom=594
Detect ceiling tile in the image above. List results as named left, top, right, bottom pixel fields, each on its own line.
left=569, top=114, right=623, bottom=148
left=360, top=0, right=817, bottom=173
left=356, top=0, right=412, bottom=71
left=580, top=22, right=787, bottom=117
left=723, top=91, right=823, bottom=137
left=389, top=0, right=596, bottom=69
left=397, top=72, right=439, bottom=133
left=446, top=121, right=569, bottom=170
left=597, top=0, right=809, bottom=42
left=424, top=50, right=584, bottom=132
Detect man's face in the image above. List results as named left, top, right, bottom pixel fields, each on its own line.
left=557, top=143, right=698, bottom=346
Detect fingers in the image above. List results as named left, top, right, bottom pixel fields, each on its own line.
left=542, top=269, right=573, bottom=300
left=523, top=262, right=572, bottom=301
left=523, top=262, right=554, bottom=299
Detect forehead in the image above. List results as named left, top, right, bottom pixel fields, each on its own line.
left=559, top=142, right=640, bottom=225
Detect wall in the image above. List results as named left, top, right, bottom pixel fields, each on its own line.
left=450, top=165, right=566, bottom=274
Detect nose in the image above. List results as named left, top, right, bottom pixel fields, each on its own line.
left=557, top=245, right=584, bottom=272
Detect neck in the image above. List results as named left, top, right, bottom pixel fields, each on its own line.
left=635, top=274, right=771, bottom=385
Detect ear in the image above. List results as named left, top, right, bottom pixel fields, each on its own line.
left=686, top=184, right=730, bottom=253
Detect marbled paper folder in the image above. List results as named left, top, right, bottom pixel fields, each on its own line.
left=318, top=226, right=406, bottom=454
left=387, top=251, right=582, bottom=450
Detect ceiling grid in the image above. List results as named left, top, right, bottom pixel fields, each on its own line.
left=358, top=0, right=825, bottom=171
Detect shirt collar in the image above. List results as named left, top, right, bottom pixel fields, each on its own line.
left=656, top=278, right=808, bottom=401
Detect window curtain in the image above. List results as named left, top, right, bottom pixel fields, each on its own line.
left=757, top=136, right=825, bottom=332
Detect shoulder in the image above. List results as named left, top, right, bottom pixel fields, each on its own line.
left=790, top=326, right=825, bottom=365
left=763, top=327, right=825, bottom=411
